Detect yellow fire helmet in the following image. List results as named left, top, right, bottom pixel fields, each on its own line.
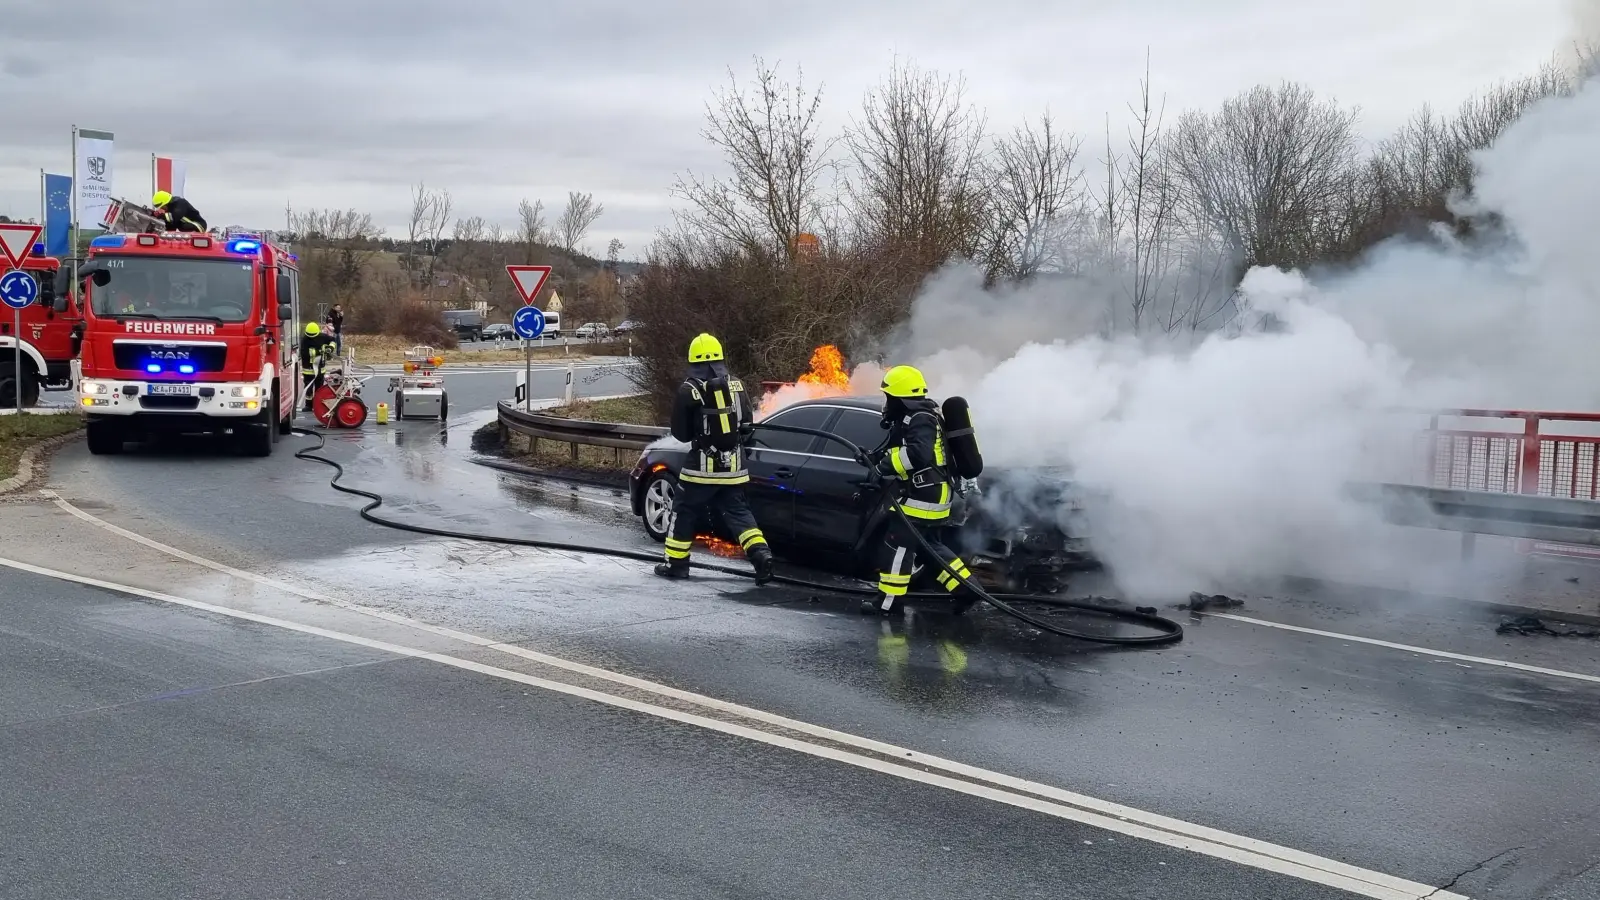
left=304, top=322, right=321, bottom=337
left=880, top=365, right=928, bottom=398
left=688, top=333, right=724, bottom=363
left=151, top=191, right=172, bottom=208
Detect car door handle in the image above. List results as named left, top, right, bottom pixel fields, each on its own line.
left=774, top=467, right=795, bottom=478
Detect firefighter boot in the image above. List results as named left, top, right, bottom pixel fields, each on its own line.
left=859, top=593, right=904, bottom=616
left=654, top=559, right=691, bottom=580
left=749, top=545, right=775, bottom=586
left=949, top=586, right=980, bottom=617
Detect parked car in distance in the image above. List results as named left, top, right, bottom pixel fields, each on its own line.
left=613, top=320, right=641, bottom=335
left=482, top=323, right=514, bottom=341
left=574, top=322, right=611, bottom=340
left=441, top=309, right=485, bottom=342
left=542, top=310, right=562, bottom=339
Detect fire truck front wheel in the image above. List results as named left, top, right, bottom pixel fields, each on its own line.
left=85, top=420, right=125, bottom=456
left=238, top=405, right=276, bottom=458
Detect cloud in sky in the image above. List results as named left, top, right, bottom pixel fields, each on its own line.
left=0, top=0, right=1577, bottom=256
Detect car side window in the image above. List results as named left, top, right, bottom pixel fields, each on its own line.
left=755, top=406, right=832, bottom=454
left=826, top=409, right=888, bottom=459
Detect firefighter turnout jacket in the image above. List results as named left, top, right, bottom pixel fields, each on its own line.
left=300, top=333, right=335, bottom=376
left=876, top=396, right=954, bottom=521
left=670, top=362, right=754, bottom=485
left=157, top=195, right=208, bottom=233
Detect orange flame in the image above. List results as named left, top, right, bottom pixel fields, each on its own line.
left=696, top=534, right=744, bottom=558
left=796, top=345, right=850, bottom=391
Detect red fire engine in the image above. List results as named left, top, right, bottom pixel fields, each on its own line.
left=0, top=253, right=84, bottom=408
left=71, top=230, right=302, bottom=456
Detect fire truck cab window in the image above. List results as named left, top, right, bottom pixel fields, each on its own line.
left=754, top=405, right=831, bottom=454
left=91, top=257, right=254, bottom=323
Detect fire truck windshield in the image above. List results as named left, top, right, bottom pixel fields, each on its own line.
left=90, top=256, right=255, bottom=323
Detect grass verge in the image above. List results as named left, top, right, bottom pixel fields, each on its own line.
left=540, top=395, right=661, bottom=427
left=0, top=413, right=85, bottom=481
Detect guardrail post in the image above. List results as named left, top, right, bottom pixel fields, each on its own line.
left=570, top=441, right=579, bottom=462
left=1520, top=414, right=1541, bottom=495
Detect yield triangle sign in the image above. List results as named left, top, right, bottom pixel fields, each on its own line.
left=0, top=223, right=43, bottom=269
left=506, top=265, right=552, bottom=306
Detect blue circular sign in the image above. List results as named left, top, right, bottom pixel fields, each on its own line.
left=0, top=270, right=38, bottom=310
left=512, top=305, right=546, bottom=340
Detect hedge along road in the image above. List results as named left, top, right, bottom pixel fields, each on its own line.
left=12, top=364, right=1600, bottom=899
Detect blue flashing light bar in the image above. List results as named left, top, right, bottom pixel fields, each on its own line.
left=90, top=235, right=127, bottom=248
left=227, top=239, right=261, bottom=255
left=178, top=364, right=195, bottom=375
left=145, top=363, right=161, bottom=374
left=32, top=243, right=44, bottom=255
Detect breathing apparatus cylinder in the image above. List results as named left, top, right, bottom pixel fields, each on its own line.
left=941, top=396, right=984, bottom=479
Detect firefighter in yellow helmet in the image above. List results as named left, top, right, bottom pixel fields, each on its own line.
left=865, top=364, right=975, bottom=615
left=658, top=333, right=775, bottom=584
left=299, top=322, right=335, bottom=411
left=150, top=191, right=207, bottom=234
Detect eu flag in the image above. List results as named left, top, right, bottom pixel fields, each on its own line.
left=44, top=173, right=71, bottom=256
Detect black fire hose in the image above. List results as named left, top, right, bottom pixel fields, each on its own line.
left=290, top=422, right=1182, bottom=646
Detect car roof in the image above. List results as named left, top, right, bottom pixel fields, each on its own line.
left=770, top=395, right=881, bottom=413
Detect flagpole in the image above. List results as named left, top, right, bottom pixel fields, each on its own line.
left=151, top=154, right=156, bottom=200
left=70, top=126, right=79, bottom=300
left=39, top=168, right=46, bottom=227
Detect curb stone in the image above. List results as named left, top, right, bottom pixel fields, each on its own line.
left=0, top=428, right=85, bottom=497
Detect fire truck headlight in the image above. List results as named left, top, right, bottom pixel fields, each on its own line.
left=80, top=381, right=108, bottom=395
left=231, top=385, right=261, bottom=399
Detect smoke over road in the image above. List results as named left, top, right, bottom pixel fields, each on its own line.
left=882, top=68, right=1600, bottom=599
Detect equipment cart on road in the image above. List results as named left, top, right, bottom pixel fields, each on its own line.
left=389, top=346, right=448, bottom=421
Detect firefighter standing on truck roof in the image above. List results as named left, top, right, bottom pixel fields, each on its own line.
left=150, top=191, right=207, bottom=233
left=300, top=322, right=335, bottom=412
left=657, top=333, right=775, bottom=585
left=866, top=365, right=977, bottom=616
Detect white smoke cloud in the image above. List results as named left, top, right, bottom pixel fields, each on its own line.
left=886, top=74, right=1600, bottom=599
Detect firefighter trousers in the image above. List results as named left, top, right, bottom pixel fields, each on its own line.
left=301, top=372, right=323, bottom=409
left=876, top=515, right=971, bottom=598
left=663, top=481, right=767, bottom=565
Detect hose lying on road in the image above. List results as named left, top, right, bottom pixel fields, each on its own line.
left=290, top=423, right=1182, bottom=646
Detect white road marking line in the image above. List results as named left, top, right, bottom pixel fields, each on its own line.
left=42, top=495, right=1482, bottom=896
left=1205, top=613, right=1600, bottom=685
left=0, top=554, right=1464, bottom=900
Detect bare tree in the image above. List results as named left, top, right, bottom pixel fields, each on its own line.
left=605, top=237, right=625, bottom=270
left=847, top=58, right=989, bottom=262
left=983, top=112, right=1085, bottom=280
left=405, top=183, right=453, bottom=288
left=1120, top=56, right=1180, bottom=332
left=673, top=58, right=835, bottom=254
left=557, top=191, right=604, bottom=254
left=1167, top=82, right=1362, bottom=274
left=517, top=198, right=548, bottom=264
left=290, top=208, right=383, bottom=308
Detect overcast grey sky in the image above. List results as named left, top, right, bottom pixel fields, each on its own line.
left=0, top=0, right=1582, bottom=258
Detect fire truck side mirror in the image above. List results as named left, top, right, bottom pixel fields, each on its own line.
left=277, top=303, right=293, bottom=321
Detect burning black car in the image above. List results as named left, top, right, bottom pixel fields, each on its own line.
left=628, top=396, right=1096, bottom=589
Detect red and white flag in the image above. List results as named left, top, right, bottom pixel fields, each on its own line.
left=153, top=155, right=187, bottom=196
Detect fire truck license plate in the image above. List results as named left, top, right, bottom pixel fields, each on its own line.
left=147, top=383, right=193, bottom=396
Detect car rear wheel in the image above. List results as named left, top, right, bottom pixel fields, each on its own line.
left=641, top=471, right=675, bottom=542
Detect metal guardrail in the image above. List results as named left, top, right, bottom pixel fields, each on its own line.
left=1350, top=482, right=1600, bottom=555
left=496, top=400, right=667, bottom=462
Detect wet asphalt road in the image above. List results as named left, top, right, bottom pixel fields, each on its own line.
left=23, top=365, right=1600, bottom=899
left=0, top=568, right=1368, bottom=900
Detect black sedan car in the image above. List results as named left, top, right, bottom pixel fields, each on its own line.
left=628, top=396, right=1094, bottom=587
